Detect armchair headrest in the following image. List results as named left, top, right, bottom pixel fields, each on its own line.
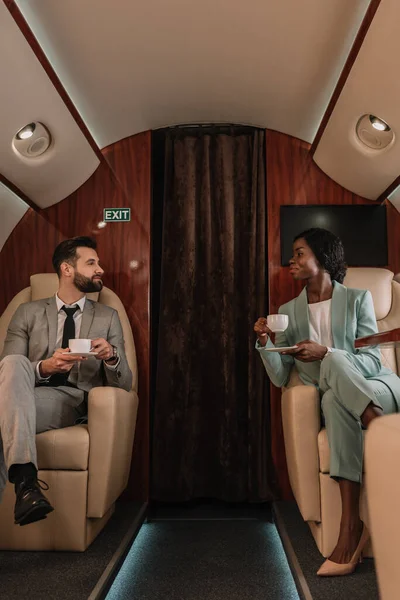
left=344, top=268, right=394, bottom=320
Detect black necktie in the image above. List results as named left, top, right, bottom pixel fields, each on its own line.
left=47, top=305, right=79, bottom=387
left=61, top=305, right=79, bottom=349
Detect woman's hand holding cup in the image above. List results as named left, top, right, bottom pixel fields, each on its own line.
left=254, top=314, right=289, bottom=347
left=254, top=318, right=273, bottom=346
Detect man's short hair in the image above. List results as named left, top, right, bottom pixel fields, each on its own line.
left=52, top=236, right=97, bottom=277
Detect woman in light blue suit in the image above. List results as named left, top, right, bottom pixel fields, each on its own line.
left=254, top=228, right=400, bottom=577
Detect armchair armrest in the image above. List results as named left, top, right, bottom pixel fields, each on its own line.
left=365, top=414, right=400, bottom=600
left=87, top=386, right=139, bottom=518
left=281, top=384, right=321, bottom=522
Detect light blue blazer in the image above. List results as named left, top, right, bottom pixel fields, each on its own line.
left=257, top=281, right=400, bottom=410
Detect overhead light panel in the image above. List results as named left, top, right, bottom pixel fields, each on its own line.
left=13, top=122, right=52, bottom=158
left=355, top=114, right=394, bottom=150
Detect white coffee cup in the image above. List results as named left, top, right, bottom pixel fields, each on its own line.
left=267, top=314, right=289, bottom=332
left=68, top=339, right=92, bottom=353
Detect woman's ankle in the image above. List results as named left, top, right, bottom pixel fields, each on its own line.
left=361, top=403, right=384, bottom=428
left=339, top=518, right=363, bottom=531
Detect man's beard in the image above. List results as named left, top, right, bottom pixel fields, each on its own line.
left=73, top=272, right=103, bottom=293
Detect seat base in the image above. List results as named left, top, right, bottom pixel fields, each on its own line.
left=0, top=471, right=114, bottom=551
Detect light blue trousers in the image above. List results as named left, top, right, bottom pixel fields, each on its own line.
left=320, top=352, right=397, bottom=483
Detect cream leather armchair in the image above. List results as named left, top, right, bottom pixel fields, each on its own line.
left=281, top=268, right=400, bottom=557
left=0, top=274, right=139, bottom=551
left=365, top=414, right=400, bottom=600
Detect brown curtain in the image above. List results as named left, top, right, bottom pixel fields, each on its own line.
left=152, top=127, right=274, bottom=502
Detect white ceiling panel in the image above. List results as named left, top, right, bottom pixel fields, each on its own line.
left=0, top=1, right=99, bottom=208
left=314, top=0, right=400, bottom=201
left=16, top=0, right=369, bottom=148
left=0, top=183, right=29, bottom=252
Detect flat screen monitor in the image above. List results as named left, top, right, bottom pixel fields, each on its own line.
left=280, top=205, right=388, bottom=267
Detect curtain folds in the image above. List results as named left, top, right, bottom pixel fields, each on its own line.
left=152, top=128, right=274, bottom=502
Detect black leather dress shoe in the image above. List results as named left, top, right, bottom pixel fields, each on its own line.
left=14, top=477, right=54, bottom=526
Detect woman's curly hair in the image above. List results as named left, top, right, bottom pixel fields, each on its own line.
left=294, top=228, right=347, bottom=284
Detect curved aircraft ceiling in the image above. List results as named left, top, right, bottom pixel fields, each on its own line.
left=16, top=0, right=369, bottom=148
left=0, top=1, right=99, bottom=209
left=1, top=0, right=400, bottom=245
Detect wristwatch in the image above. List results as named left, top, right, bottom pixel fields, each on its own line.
left=325, top=347, right=333, bottom=356
left=105, top=345, right=118, bottom=363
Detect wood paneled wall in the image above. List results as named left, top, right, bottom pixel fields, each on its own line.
left=265, top=129, right=400, bottom=498
left=0, top=132, right=151, bottom=502
left=2, top=127, right=400, bottom=504
left=385, top=199, right=400, bottom=276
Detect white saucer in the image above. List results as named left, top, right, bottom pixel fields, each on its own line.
left=264, top=346, right=298, bottom=353
left=62, top=351, right=98, bottom=357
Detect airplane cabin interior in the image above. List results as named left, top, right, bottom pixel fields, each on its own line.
left=0, top=1, right=399, bottom=599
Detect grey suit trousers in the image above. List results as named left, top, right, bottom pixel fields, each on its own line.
left=320, top=352, right=397, bottom=483
left=0, top=355, right=86, bottom=500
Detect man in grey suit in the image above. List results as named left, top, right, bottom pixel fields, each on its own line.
left=0, top=236, right=132, bottom=526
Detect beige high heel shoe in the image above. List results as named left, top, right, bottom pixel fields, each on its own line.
left=317, top=524, right=370, bottom=577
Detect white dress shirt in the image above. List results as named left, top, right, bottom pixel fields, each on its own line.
left=308, top=299, right=333, bottom=347
left=36, top=293, right=119, bottom=383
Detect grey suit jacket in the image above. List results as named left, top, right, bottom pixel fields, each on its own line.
left=1, top=296, right=132, bottom=393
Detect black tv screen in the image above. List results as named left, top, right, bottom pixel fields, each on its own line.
left=280, top=205, right=388, bottom=267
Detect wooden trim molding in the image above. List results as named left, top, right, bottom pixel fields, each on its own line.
left=3, top=0, right=104, bottom=163
left=385, top=200, right=400, bottom=275
left=310, top=0, right=382, bottom=156
left=0, top=172, right=40, bottom=212
left=355, top=328, right=400, bottom=348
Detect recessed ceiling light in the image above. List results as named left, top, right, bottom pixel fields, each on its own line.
left=12, top=122, right=52, bottom=158
left=15, top=123, right=36, bottom=140
left=369, top=115, right=390, bottom=132
left=355, top=114, right=394, bottom=150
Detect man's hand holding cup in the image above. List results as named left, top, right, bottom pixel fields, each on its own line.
left=39, top=347, right=87, bottom=378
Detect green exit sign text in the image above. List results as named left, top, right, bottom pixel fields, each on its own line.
left=103, top=208, right=131, bottom=222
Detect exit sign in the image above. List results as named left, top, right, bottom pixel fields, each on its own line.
left=103, top=208, right=131, bottom=222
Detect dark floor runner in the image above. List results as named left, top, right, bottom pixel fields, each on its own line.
left=0, top=500, right=141, bottom=600
left=276, top=500, right=379, bottom=600
left=105, top=503, right=300, bottom=600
